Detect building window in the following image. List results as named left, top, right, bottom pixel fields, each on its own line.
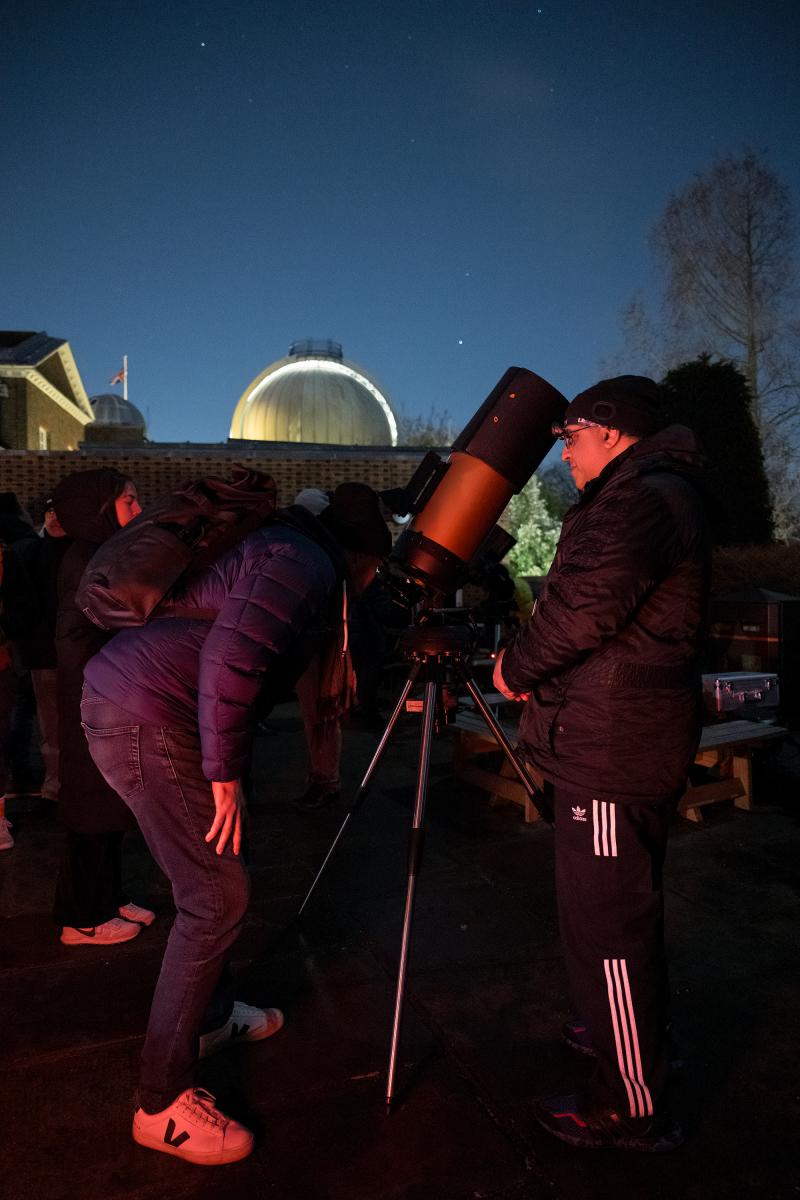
left=38, top=426, right=50, bottom=450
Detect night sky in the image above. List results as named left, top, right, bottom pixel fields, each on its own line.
left=4, top=0, right=799, bottom=444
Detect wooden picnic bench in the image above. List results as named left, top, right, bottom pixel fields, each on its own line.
left=451, top=702, right=787, bottom=824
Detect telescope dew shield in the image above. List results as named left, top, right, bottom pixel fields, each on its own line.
left=452, top=366, right=567, bottom=489
left=393, top=367, right=567, bottom=594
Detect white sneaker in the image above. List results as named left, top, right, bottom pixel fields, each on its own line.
left=118, top=901, right=156, bottom=926
left=133, top=1088, right=254, bottom=1165
left=60, top=917, right=142, bottom=945
left=0, top=817, right=13, bottom=851
left=199, top=1000, right=285, bottom=1059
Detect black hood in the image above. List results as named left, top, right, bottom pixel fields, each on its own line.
left=629, top=423, right=707, bottom=475
left=579, top=424, right=707, bottom=508
left=51, top=469, right=127, bottom=545
left=0, top=513, right=36, bottom=545
left=278, top=505, right=349, bottom=582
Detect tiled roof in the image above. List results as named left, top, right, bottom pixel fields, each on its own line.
left=0, top=331, right=66, bottom=366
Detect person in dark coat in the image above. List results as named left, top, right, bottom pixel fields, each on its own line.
left=0, top=494, right=40, bottom=849
left=5, top=497, right=70, bottom=803
left=0, top=493, right=39, bottom=811
left=51, top=468, right=155, bottom=945
left=494, top=376, right=710, bottom=1152
left=81, top=482, right=391, bottom=1166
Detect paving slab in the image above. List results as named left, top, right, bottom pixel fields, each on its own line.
left=2, top=708, right=800, bottom=1199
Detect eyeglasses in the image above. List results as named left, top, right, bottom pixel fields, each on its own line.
left=551, top=422, right=600, bottom=449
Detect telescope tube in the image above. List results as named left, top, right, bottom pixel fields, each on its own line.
left=393, top=367, right=567, bottom=594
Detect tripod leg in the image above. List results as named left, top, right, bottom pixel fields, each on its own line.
left=350, top=664, right=421, bottom=807
left=385, top=675, right=438, bottom=1114
left=297, top=666, right=420, bottom=919
left=455, top=661, right=549, bottom=822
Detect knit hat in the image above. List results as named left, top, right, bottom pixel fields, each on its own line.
left=561, top=375, right=663, bottom=438
left=319, top=483, right=391, bottom=558
left=293, top=487, right=331, bottom=515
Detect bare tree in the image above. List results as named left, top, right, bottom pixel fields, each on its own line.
left=651, top=150, right=799, bottom=431
left=394, top=405, right=454, bottom=447
left=599, top=294, right=679, bottom=380
left=762, top=429, right=800, bottom=539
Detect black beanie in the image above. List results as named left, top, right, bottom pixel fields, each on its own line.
left=564, top=375, right=663, bottom=438
left=319, top=482, right=392, bottom=558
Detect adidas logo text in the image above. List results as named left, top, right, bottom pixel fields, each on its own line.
left=571, top=806, right=587, bottom=822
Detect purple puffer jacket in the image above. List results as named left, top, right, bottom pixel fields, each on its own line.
left=84, top=522, right=337, bottom=780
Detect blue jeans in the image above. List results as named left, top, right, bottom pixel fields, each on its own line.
left=81, top=686, right=250, bottom=1112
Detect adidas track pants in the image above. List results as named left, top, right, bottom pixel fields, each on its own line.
left=550, top=783, right=676, bottom=1119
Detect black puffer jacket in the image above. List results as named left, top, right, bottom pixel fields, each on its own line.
left=502, top=425, right=711, bottom=802
left=53, top=469, right=136, bottom=833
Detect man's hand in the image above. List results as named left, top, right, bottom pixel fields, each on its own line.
left=207, top=780, right=246, bottom=856
left=493, top=647, right=529, bottom=702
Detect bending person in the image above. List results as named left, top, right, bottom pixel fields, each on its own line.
left=82, top=482, right=390, bottom=1166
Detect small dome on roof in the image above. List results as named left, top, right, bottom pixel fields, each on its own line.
left=230, top=340, right=397, bottom=446
left=89, top=393, right=147, bottom=433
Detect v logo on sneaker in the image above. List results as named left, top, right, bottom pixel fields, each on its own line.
left=230, top=1022, right=250, bottom=1040
left=164, top=1119, right=190, bottom=1148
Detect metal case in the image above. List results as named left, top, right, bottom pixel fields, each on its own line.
left=702, top=671, right=779, bottom=716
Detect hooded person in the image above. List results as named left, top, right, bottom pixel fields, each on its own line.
left=4, top=493, right=70, bottom=807
left=0, top=493, right=39, bottom=818
left=80, top=478, right=391, bottom=1166
left=49, top=469, right=153, bottom=946
left=289, top=483, right=394, bottom=809
left=494, top=376, right=710, bottom=1152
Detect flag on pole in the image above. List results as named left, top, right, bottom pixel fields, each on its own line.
left=110, top=355, right=128, bottom=401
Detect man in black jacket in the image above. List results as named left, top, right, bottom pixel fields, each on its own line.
left=495, top=376, right=710, bottom=1152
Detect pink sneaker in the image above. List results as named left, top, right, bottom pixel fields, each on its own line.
left=199, top=1000, right=284, bottom=1058
left=117, top=901, right=156, bottom=926
left=60, top=917, right=141, bottom=945
left=0, top=817, right=13, bottom=851
left=133, top=1088, right=254, bottom=1165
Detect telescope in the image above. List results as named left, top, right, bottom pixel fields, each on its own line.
left=304, top=365, right=567, bottom=1115
left=382, top=366, right=567, bottom=602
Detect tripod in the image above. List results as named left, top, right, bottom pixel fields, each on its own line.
left=298, top=619, right=547, bottom=1112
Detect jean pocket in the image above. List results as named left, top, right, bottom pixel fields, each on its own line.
left=81, top=721, right=144, bottom=801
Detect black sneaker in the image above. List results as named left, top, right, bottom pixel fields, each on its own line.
left=535, top=1093, right=685, bottom=1153
left=561, top=1018, right=595, bottom=1056
left=292, top=782, right=341, bottom=811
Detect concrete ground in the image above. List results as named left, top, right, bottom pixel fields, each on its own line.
left=2, top=702, right=799, bottom=1200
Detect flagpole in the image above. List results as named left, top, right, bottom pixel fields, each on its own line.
left=123, top=354, right=128, bottom=403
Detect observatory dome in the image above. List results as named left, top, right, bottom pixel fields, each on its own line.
left=85, top=393, right=147, bottom=443
left=230, top=340, right=397, bottom=446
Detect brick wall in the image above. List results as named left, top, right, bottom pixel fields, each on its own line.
left=0, top=378, right=86, bottom=451
left=0, top=444, right=432, bottom=511
left=24, top=384, right=86, bottom=451
left=0, top=378, right=26, bottom=447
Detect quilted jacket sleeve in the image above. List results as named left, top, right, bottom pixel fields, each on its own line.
left=501, top=480, right=684, bottom=694
left=198, top=536, right=335, bottom=780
